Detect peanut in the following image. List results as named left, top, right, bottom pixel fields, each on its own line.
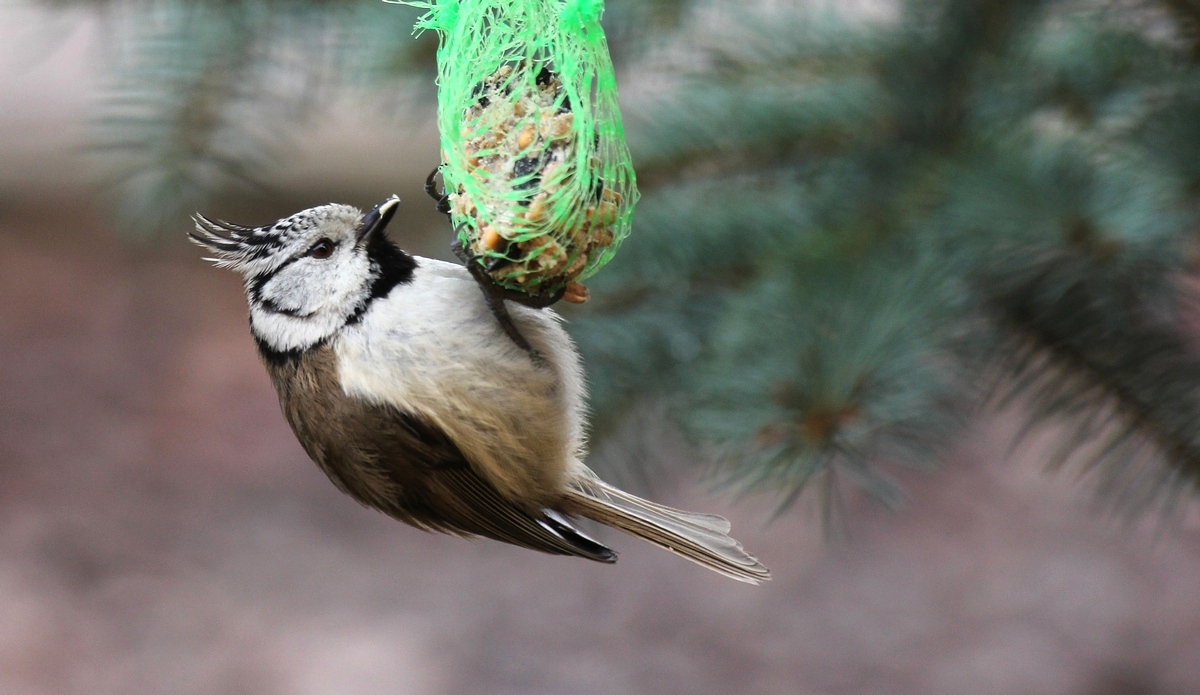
left=591, top=228, right=615, bottom=247
left=549, top=112, right=574, bottom=139
left=481, top=225, right=506, bottom=251
left=562, top=282, right=590, bottom=304
left=536, top=242, right=567, bottom=274
left=526, top=195, right=547, bottom=221
left=516, top=124, right=536, bottom=151
left=595, top=201, right=618, bottom=226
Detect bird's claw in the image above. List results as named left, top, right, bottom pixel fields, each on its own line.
left=443, top=188, right=562, bottom=361
left=451, top=238, right=564, bottom=364
left=425, top=167, right=451, bottom=219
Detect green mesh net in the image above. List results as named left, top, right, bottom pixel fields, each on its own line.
left=400, top=0, right=639, bottom=299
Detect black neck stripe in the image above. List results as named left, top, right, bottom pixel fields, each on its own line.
left=345, top=233, right=417, bottom=326
left=253, top=332, right=322, bottom=368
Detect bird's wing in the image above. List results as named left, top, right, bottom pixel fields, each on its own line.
left=269, top=343, right=612, bottom=563
left=371, top=409, right=616, bottom=564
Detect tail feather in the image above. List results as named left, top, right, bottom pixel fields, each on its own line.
left=566, top=475, right=771, bottom=585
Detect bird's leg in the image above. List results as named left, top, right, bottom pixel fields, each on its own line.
left=439, top=169, right=564, bottom=359
left=440, top=197, right=534, bottom=355
left=450, top=233, right=473, bottom=265
left=471, top=262, right=538, bottom=357
left=452, top=236, right=547, bottom=363
left=437, top=169, right=565, bottom=310
left=502, top=284, right=565, bottom=309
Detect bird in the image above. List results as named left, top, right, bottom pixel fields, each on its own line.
left=189, top=195, right=770, bottom=584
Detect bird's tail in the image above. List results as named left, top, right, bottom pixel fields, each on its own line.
left=564, top=472, right=771, bottom=585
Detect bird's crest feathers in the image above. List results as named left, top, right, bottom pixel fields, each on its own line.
left=189, top=204, right=363, bottom=276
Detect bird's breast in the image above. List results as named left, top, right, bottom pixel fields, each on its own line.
left=262, top=344, right=406, bottom=510
left=331, top=264, right=588, bottom=505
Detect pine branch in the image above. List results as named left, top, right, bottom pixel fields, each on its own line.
left=90, top=3, right=289, bottom=234
left=630, top=79, right=890, bottom=185
left=583, top=175, right=814, bottom=298
left=80, top=0, right=430, bottom=236
left=983, top=247, right=1200, bottom=512
left=888, top=0, right=1047, bottom=145
left=677, top=251, right=967, bottom=515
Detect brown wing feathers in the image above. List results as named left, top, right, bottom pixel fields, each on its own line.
left=268, top=345, right=767, bottom=579
left=268, top=346, right=616, bottom=563
left=411, top=464, right=615, bottom=562
left=333, top=404, right=617, bottom=562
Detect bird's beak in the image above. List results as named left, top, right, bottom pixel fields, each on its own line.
left=357, top=195, right=400, bottom=245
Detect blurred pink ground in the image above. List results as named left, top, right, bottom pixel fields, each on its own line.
left=4, top=202, right=1200, bottom=695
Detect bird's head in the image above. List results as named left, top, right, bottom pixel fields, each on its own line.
left=190, top=196, right=411, bottom=354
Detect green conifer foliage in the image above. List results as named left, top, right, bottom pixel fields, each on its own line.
left=84, top=0, right=434, bottom=235
left=572, top=0, right=1200, bottom=514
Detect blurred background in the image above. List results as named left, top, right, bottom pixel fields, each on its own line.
left=6, top=0, right=1200, bottom=693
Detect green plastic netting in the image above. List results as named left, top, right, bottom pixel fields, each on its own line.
left=399, top=0, right=638, bottom=299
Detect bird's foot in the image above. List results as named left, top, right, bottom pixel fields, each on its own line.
left=462, top=258, right=545, bottom=363
left=449, top=225, right=563, bottom=363
left=425, top=167, right=451, bottom=220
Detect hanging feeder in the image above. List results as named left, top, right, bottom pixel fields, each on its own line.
left=403, top=0, right=639, bottom=302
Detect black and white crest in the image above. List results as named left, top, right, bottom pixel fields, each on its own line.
left=191, top=198, right=412, bottom=354
left=190, top=204, right=365, bottom=277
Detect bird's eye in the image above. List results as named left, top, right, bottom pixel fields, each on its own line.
left=308, top=238, right=335, bottom=259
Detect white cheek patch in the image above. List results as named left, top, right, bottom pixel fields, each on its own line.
left=250, top=249, right=375, bottom=351
left=251, top=305, right=347, bottom=352
left=260, top=261, right=328, bottom=315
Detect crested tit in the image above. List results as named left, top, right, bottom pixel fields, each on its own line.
left=190, top=196, right=769, bottom=583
